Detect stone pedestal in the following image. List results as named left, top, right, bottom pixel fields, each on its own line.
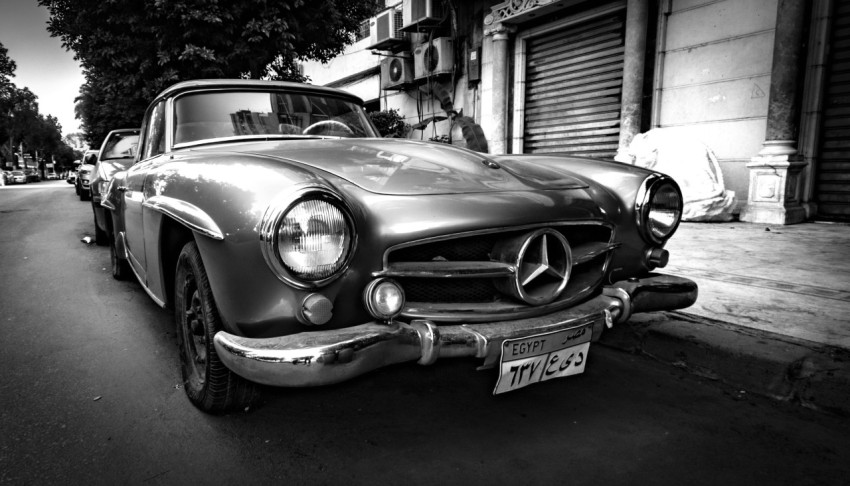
left=739, top=142, right=807, bottom=224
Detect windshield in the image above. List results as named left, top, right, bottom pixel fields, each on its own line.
left=173, top=90, right=379, bottom=146
left=101, top=133, right=140, bottom=160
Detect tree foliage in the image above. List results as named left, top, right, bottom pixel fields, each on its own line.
left=1, top=42, right=71, bottom=169
left=369, top=109, right=410, bottom=138
left=0, top=42, right=16, bottom=89
left=40, top=0, right=380, bottom=144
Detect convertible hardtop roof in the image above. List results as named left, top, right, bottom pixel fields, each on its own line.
left=153, top=79, right=365, bottom=106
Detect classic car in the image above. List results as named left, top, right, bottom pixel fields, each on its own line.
left=76, top=150, right=98, bottom=200
left=103, top=79, right=697, bottom=413
left=91, top=128, right=141, bottom=245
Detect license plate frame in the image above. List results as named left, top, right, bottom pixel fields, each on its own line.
left=493, top=323, right=592, bottom=395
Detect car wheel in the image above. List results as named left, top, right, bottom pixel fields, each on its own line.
left=93, top=207, right=108, bottom=246
left=75, top=184, right=80, bottom=195
left=109, top=232, right=132, bottom=280
left=174, top=241, right=258, bottom=413
left=81, top=189, right=91, bottom=201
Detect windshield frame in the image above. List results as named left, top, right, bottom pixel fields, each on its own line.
left=171, top=88, right=380, bottom=150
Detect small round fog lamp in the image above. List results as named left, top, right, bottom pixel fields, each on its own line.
left=364, top=279, right=405, bottom=321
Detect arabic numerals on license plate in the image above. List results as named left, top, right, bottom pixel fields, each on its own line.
left=493, top=325, right=592, bottom=395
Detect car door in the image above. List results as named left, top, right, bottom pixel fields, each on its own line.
left=123, top=100, right=167, bottom=283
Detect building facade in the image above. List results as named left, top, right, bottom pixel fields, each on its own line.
left=302, top=0, right=849, bottom=224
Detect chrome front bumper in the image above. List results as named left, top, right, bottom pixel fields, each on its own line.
left=213, top=274, right=697, bottom=387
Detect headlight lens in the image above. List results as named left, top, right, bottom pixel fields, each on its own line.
left=275, top=197, right=352, bottom=282
left=637, top=175, right=682, bottom=244
left=647, top=183, right=681, bottom=241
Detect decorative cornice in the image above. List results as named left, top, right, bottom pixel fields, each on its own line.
left=491, top=0, right=547, bottom=22
left=488, top=0, right=575, bottom=26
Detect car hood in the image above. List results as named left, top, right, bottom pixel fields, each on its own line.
left=219, top=138, right=589, bottom=195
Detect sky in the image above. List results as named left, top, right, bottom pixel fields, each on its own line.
left=0, top=0, right=85, bottom=136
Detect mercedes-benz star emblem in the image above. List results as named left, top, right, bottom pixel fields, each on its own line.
left=496, top=229, right=572, bottom=305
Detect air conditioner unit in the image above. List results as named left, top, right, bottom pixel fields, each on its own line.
left=402, top=0, right=445, bottom=31
left=413, top=37, right=454, bottom=80
left=368, top=8, right=406, bottom=50
left=381, top=54, right=414, bottom=90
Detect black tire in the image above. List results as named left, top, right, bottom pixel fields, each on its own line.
left=93, top=207, right=108, bottom=246
left=174, top=241, right=258, bottom=413
left=80, top=189, right=91, bottom=201
left=109, top=231, right=132, bottom=280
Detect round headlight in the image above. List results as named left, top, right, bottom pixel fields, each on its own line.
left=636, top=175, right=683, bottom=244
left=260, top=187, right=356, bottom=288
left=277, top=198, right=352, bottom=280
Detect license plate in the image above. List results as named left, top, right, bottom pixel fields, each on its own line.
left=493, top=324, right=592, bottom=395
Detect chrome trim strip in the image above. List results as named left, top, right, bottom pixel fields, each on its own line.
left=131, top=263, right=167, bottom=309
left=381, top=220, right=613, bottom=269
left=572, top=242, right=622, bottom=265
left=116, top=231, right=128, bottom=259
left=143, top=195, right=225, bottom=241
left=122, top=236, right=168, bottom=309
left=173, top=134, right=331, bottom=150
left=373, top=261, right=516, bottom=279
left=400, top=282, right=596, bottom=323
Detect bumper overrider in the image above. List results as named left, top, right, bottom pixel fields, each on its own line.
left=213, top=274, right=697, bottom=387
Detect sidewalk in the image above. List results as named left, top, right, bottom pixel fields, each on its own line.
left=600, top=221, right=850, bottom=416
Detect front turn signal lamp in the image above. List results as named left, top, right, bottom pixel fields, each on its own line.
left=364, top=278, right=405, bottom=321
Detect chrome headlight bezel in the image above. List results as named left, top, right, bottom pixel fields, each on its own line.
left=260, top=186, right=356, bottom=289
left=635, top=174, right=683, bottom=245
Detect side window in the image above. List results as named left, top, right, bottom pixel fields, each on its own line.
left=141, top=101, right=166, bottom=160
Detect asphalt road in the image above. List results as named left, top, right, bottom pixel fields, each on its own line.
left=2, top=180, right=849, bottom=485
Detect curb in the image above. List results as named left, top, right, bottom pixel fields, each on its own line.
left=599, top=311, right=850, bottom=417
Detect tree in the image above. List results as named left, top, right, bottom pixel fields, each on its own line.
left=0, top=42, right=15, bottom=88
left=1, top=41, right=18, bottom=165
left=1, top=41, right=79, bottom=169
left=39, top=0, right=381, bottom=145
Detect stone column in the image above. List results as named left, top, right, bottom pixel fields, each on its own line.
left=615, top=0, right=650, bottom=163
left=740, top=0, right=809, bottom=224
left=484, top=22, right=512, bottom=155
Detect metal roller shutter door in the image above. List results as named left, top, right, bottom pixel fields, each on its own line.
left=523, top=13, right=625, bottom=157
left=817, top=1, right=850, bottom=219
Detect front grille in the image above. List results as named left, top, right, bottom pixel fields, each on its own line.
left=380, top=222, right=616, bottom=321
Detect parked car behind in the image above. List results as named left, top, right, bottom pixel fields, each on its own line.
left=91, top=128, right=140, bottom=245
left=10, top=170, right=27, bottom=184
left=76, top=150, right=98, bottom=200
left=103, top=79, right=697, bottom=413
left=24, top=168, right=40, bottom=183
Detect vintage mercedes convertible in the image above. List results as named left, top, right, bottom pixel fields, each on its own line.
left=102, top=79, right=697, bottom=413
